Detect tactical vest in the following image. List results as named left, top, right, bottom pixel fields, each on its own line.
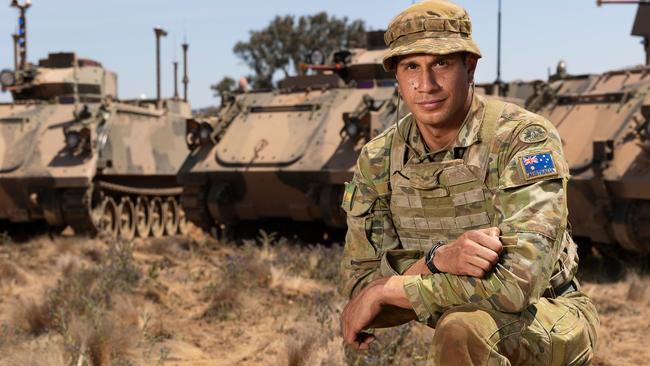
left=388, top=101, right=503, bottom=249
left=375, top=99, right=577, bottom=290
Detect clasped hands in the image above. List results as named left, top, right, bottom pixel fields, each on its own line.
left=341, top=227, right=502, bottom=350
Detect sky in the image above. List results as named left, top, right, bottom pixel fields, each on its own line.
left=0, top=1, right=645, bottom=108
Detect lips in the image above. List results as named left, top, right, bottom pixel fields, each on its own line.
left=416, top=98, right=446, bottom=111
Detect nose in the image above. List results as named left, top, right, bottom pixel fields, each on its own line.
left=413, top=67, right=440, bottom=93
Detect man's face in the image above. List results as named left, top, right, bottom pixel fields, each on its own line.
left=395, top=53, right=477, bottom=128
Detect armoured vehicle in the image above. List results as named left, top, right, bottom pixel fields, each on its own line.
left=525, top=2, right=650, bottom=253
left=0, top=4, right=192, bottom=239
left=179, top=31, right=404, bottom=231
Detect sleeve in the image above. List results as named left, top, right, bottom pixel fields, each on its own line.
left=402, top=118, right=571, bottom=321
left=339, top=145, right=402, bottom=299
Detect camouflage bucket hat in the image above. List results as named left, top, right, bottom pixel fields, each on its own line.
left=382, top=0, right=482, bottom=71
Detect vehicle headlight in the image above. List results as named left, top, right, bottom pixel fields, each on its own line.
left=199, top=122, right=213, bottom=143
left=65, top=131, right=81, bottom=149
left=309, top=50, right=325, bottom=65
left=345, top=122, right=360, bottom=138
left=0, top=70, right=16, bottom=88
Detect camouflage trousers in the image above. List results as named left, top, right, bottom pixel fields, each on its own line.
left=428, top=291, right=599, bottom=366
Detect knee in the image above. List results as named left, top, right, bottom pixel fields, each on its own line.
left=432, top=306, right=497, bottom=350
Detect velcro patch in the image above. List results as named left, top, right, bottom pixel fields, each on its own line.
left=519, top=124, right=548, bottom=144
left=341, top=182, right=357, bottom=211
left=519, top=152, right=557, bottom=180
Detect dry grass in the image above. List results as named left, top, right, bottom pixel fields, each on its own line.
left=0, top=227, right=647, bottom=365
left=0, top=260, right=27, bottom=286
left=283, top=335, right=317, bottom=366
left=4, top=239, right=145, bottom=365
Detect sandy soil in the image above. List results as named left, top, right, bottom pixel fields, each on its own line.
left=0, top=227, right=647, bottom=365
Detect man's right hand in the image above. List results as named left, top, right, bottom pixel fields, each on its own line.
left=433, top=227, right=502, bottom=278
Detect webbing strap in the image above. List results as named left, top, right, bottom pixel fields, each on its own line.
left=467, top=99, right=506, bottom=184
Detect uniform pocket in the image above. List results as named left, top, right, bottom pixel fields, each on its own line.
left=381, top=249, right=423, bottom=275
left=532, top=298, right=594, bottom=366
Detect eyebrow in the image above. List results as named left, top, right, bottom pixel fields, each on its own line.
left=398, top=55, right=449, bottom=67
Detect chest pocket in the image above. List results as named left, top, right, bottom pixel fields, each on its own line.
left=390, top=159, right=493, bottom=250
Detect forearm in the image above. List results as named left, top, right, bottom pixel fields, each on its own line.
left=404, top=231, right=556, bottom=322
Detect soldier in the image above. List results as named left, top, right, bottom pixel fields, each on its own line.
left=339, top=1, right=599, bottom=364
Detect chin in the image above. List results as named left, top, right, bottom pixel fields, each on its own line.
left=413, top=111, right=447, bottom=127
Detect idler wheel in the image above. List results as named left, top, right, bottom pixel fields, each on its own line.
left=149, top=197, right=166, bottom=238
left=135, top=196, right=152, bottom=237
left=94, top=197, right=118, bottom=238
left=164, top=197, right=180, bottom=236
left=118, top=197, right=136, bottom=241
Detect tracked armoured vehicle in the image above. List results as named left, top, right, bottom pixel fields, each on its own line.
left=524, top=2, right=650, bottom=253
left=0, top=4, right=192, bottom=238
left=179, top=31, right=404, bottom=231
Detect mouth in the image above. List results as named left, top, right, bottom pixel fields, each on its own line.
left=416, top=98, right=446, bottom=111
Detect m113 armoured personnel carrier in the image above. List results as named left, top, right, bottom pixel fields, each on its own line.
left=0, top=2, right=192, bottom=239
left=527, top=1, right=650, bottom=253
left=179, top=31, right=404, bottom=232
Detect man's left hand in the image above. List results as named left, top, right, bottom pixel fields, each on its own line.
left=342, top=276, right=414, bottom=350
left=341, top=278, right=386, bottom=350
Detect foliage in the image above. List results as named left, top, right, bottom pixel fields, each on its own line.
left=210, top=76, right=237, bottom=98
left=232, top=12, right=366, bottom=88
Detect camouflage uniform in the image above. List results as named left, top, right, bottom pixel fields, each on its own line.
left=340, top=1, right=599, bottom=365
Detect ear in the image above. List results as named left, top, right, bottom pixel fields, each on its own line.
left=466, top=55, right=478, bottom=84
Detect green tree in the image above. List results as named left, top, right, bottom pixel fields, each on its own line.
left=233, top=12, right=366, bottom=89
left=210, top=76, right=237, bottom=98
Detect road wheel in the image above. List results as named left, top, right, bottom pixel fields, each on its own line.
left=149, top=197, right=165, bottom=238
left=164, top=197, right=180, bottom=236
left=118, top=197, right=136, bottom=241
left=178, top=207, right=190, bottom=235
left=135, top=196, right=152, bottom=237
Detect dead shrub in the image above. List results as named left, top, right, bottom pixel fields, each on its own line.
left=202, top=283, right=241, bottom=320
left=14, top=299, right=52, bottom=336
left=626, top=274, right=648, bottom=302
left=68, top=296, right=140, bottom=366
left=0, top=260, right=27, bottom=285
left=284, top=335, right=316, bottom=366
left=8, top=240, right=143, bottom=365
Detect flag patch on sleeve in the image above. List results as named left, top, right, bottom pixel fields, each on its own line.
left=341, top=182, right=357, bottom=211
left=519, top=152, right=557, bottom=180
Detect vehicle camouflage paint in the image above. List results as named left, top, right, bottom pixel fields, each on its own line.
left=0, top=7, right=192, bottom=238
left=522, top=3, right=650, bottom=253
left=179, top=31, right=404, bottom=231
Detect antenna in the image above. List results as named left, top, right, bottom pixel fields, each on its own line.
left=11, top=0, right=31, bottom=71
left=495, top=0, right=503, bottom=87
left=182, top=42, right=189, bottom=102
left=12, top=33, right=19, bottom=70
left=173, top=61, right=179, bottom=99
left=154, top=27, right=168, bottom=105
left=598, top=0, right=650, bottom=65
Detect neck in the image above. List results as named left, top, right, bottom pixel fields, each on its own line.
left=417, top=89, right=474, bottom=152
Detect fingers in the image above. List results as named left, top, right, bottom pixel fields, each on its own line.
left=477, top=226, right=501, bottom=237
left=474, top=245, right=500, bottom=266
left=467, top=255, right=492, bottom=274
left=467, top=230, right=503, bottom=253
left=356, top=332, right=376, bottom=350
left=463, top=263, right=486, bottom=278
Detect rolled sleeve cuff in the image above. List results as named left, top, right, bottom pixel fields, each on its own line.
left=404, top=275, right=436, bottom=323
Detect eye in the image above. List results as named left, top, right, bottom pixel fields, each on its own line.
left=434, top=59, right=449, bottom=67
left=404, top=62, right=419, bottom=71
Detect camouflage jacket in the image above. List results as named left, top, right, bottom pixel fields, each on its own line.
left=340, top=93, right=579, bottom=323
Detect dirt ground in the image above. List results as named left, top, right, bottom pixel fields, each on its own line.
left=0, top=226, right=647, bottom=366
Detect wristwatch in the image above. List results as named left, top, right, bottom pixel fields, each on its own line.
left=425, top=240, right=445, bottom=274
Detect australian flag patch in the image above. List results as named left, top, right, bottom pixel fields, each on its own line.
left=519, top=152, right=557, bottom=180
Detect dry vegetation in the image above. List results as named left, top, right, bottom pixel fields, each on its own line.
left=0, top=226, right=647, bottom=365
